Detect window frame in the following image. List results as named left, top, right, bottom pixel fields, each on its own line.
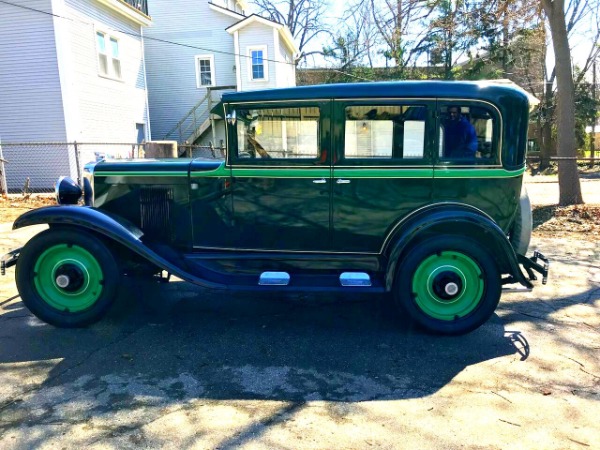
left=227, top=101, right=329, bottom=167
left=109, top=36, right=121, bottom=79
left=247, top=45, right=269, bottom=82
left=95, top=30, right=123, bottom=81
left=436, top=99, right=503, bottom=167
left=195, top=54, right=216, bottom=88
left=335, top=100, right=436, bottom=167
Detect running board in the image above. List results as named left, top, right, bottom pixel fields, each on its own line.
left=502, top=286, right=533, bottom=293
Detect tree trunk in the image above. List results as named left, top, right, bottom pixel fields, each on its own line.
left=539, top=120, right=556, bottom=168
left=539, top=78, right=556, bottom=170
left=394, top=0, right=402, bottom=67
left=542, top=0, right=583, bottom=205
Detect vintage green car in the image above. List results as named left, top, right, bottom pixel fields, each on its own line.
left=1, top=81, right=548, bottom=335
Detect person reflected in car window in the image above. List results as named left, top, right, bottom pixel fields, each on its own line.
left=444, top=106, right=478, bottom=158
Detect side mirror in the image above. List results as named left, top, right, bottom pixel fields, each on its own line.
left=226, top=110, right=237, bottom=126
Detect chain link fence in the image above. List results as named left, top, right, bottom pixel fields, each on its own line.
left=0, top=142, right=225, bottom=194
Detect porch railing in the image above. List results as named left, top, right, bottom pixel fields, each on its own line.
left=122, top=0, right=148, bottom=16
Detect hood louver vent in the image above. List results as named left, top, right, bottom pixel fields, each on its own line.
left=140, top=187, right=174, bottom=241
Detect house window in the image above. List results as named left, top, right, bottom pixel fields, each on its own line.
left=96, top=32, right=108, bottom=76
left=96, top=31, right=122, bottom=80
left=195, top=55, right=216, bottom=87
left=110, top=37, right=121, bottom=79
left=248, top=46, right=268, bottom=81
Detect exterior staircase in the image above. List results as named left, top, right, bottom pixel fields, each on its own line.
left=163, top=85, right=236, bottom=145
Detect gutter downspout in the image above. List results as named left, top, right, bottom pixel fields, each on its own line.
left=234, top=30, right=242, bottom=91
left=141, top=27, right=152, bottom=140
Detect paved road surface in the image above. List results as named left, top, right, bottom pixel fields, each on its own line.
left=0, top=180, right=599, bottom=449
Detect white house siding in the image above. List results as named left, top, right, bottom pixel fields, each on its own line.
left=238, top=23, right=278, bottom=91
left=278, top=39, right=295, bottom=88
left=0, top=0, right=69, bottom=190
left=144, top=1, right=239, bottom=141
left=62, top=0, right=149, bottom=162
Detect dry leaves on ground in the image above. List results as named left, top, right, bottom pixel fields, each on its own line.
left=533, top=205, right=600, bottom=239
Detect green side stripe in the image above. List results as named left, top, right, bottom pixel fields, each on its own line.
left=334, top=169, right=432, bottom=178
left=434, top=167, right=525, bottom=178
left=191, top=166, right=230, bottom=177
left=94, top=166, right=525, bottom=179
left=231, top=168, right=330, bottom=178
left=95, top=171, right=188, bottom=177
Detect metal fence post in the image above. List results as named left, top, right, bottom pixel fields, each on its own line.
left=73, top=141, right=82, bottom=186
left=0, top=142, right=7, bottom=195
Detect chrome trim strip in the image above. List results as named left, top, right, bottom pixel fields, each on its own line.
left=192, top=245, right=379, bottom=255
left=340, top=272, right=372, bottom=287
left=259, top=272, right=291, bottom=286
left=229, top=99, right=330, bottom=105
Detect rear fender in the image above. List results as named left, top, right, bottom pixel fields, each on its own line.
left=13, top=206, right=225, bottom=289
left=384, top=203, right=530, bottom=291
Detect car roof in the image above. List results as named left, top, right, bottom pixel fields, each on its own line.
left=220, top=81, right=530, bottom=104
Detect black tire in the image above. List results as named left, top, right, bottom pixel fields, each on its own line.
left=509, top=185, right=532, bottom=255
left=16, top=228, right=120, bottom=328
left=394, top=236, right=501, bottom=335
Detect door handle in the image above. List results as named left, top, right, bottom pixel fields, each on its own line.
left=336, top=179, right=351, bottom=184
left=312, top=178, right=327, bottom=184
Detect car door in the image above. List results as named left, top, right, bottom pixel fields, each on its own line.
left=228, top=101, right=333, bottom=252
left=433, top=100, right=518, bottom=230
left=331, top=100, right=436, bottom=253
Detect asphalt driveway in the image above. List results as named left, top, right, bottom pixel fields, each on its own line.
left=0, top=227, right=599, bottom=449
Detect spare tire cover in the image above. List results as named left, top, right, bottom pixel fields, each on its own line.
left=510, top=185, right=532, bottom=255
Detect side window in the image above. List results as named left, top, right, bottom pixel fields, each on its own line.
left=235, top=107, right=320, bottom=161
left=439, top=104, right=499, bottom=163
left=343, top=105, right=426, bottom=160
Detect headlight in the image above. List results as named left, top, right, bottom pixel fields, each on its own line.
left=55, top=176, right=82, bottom=205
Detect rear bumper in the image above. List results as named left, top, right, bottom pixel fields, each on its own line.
left=518, top=250, right=550, bottom=285
left=1, top=248, right=21, bottom=276
left=502, top=251, right=549, bottom=291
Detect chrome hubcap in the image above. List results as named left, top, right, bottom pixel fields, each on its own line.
left=445, top=282, right=459, bottom=296
left=55, top=274, right=70, bottom=288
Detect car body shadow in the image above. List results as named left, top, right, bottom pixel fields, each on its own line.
left=0, top=278, right=524, bottom=445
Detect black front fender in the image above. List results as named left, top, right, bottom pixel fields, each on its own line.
left=13, top=206, right=225, bottom=289
left=384, top=203, right=530, bottom=291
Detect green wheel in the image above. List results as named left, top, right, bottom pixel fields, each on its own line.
left=394, top=236, right=501, bottom=335
left=16, top=228, right=119, bottom=327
